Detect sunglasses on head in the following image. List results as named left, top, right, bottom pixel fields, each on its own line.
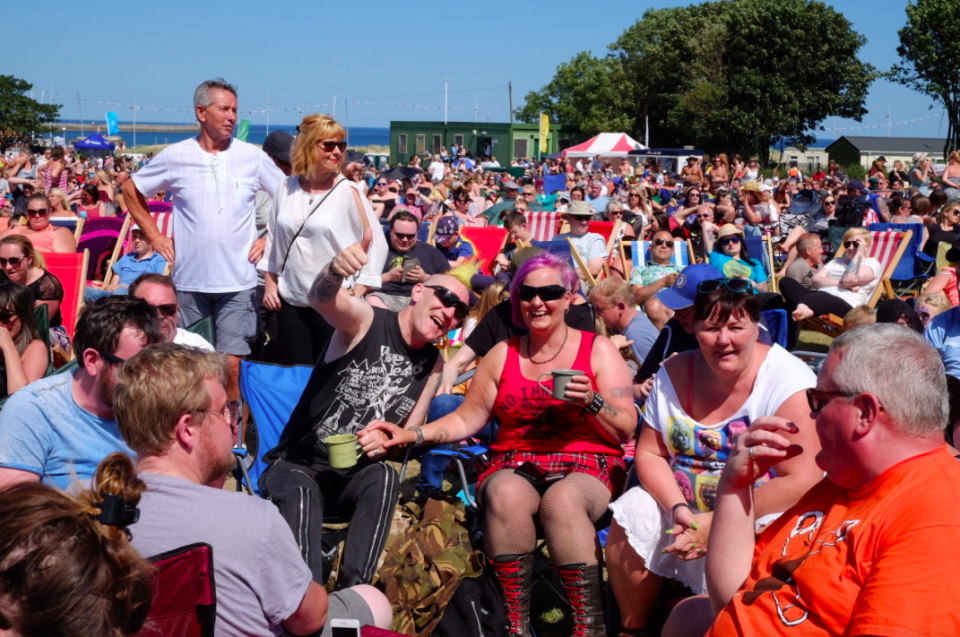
left=319, top=140, right=348, bottom=152
left=697, top=278, right=754, bottom=295
left=424, top=285, right=468, bottom=322
left=720, top=236, right=741, bottom=246
left=26, top=208, right=49, bottom=216
left=517, top=284, right=567, bottom=303
left=652, top=239, right=674, bottom=247
left=0, top=256, right=26, bottom=268
left=393, top=232, right=415, bottom=240
left=150, top=303, right=178, bottom=318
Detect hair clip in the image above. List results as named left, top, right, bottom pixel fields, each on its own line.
left=94, top=494, right=140, bottom=527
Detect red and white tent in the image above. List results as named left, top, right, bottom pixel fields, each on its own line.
left=562, top=132, right=647, bottom=158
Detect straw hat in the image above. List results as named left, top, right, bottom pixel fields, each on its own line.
left=717, top=223, right=743, bottom=239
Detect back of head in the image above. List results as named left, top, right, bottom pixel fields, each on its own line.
left=73, top=296, right=163, bottom=360
left=829, top=323, right=948, bottom=438
left=503, top=211, right=527, bottom=230
left=588, top=275, right=633, bottom=307
left=842, top=305, right=876, bottom=330
left=114, top=343, right=228, bottom=456
left=0, top=453, right=153, bottom=637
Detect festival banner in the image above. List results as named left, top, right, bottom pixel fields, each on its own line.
left=539, top=114, right=550, bottom=153
left=236, top=119, right=251, bottom=142
left=105, top=112, right=119, bottom=136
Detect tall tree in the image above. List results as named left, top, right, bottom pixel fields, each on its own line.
left=890, top=0, right=960, bottom=158
left=0, top=75, right=60, bottom=150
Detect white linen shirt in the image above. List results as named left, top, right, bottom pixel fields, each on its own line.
left=132, top=137, right=283, bottom=293
left=265, top=175, right=387, bottom=307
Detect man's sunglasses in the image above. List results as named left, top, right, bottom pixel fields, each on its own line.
left=652, top=239, right=674, bottom=248
left=697, top=278, right=754, bottom=295
left=96, top=349, right=126, bottom=365
left=150, top=303, right=178, bottom=318
left=26, top=208, right=49, bottom=216
left=0, top=256, right=26, bottom=268
left=319, top=140, right=348, bottom=152
left=424, top=285, right=468, bottom=322
left=806, top=388, right=864, bottom=414
left=720, top=236, right=741, bottom=246
left=393, top=232, right=416, bottom=240
left=517, top=284, right=567, bottom=303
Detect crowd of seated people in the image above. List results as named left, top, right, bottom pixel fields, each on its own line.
left=4, top=80, right=960, bottom=637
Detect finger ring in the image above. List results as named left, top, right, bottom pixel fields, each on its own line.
left=748, top=447, right=755, bottom=459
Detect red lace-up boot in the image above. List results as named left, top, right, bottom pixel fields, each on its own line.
left=489, top=553, right=533, bottom=636
left=557, top=562, right=606, bottom=637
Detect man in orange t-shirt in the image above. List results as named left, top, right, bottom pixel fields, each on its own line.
left=662, top=324, right=960, bottom=637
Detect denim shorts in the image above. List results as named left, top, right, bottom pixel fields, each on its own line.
left=178, top=288, right=258, bottom=356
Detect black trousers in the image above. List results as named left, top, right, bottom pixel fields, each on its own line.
left=779, top=277, right=854, bottom=317
left=259, top=459, right=399, bottom=587
left=277, top=298, right=336, bottom=366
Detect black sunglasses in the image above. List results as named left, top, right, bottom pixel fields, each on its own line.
left=0, top=311, right=16, bottom=322
left=844, top=240, right=862, bottom=249
left=393, top=232, right=416, bottom=240
left=424, top=285, right=468, bottom=322
left=0, top=256, right=26, bottom=267
left=517, top=284, right=567, bottom=303
left=150, top=303, right=178, bottom=318
left=804, top=388, right=882, bottom=414
left=720, top=236, right=741, bottom=245
left=319, top=140, right=348, bottom=152
left=652, top=239, right=674, bottom=247
left=26, top=208, right=49, bottom=216
left=823, top=200, right=836, bottom=205
left=96, top=349, right=126, bottom=365
left=697, top=278, right=754, bottom=295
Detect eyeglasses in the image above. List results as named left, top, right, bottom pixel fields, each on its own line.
left=319, top=140, right=348, bottom=152
left=720, top=236, right=741, bottom=246
left=26, top=208, right=49, bottom=216
left=696, top=278, right=754, bottom=295
left=96, top=349, right=126, bottom=365
left=149, top=303, right=178, bottom=318
left=517, top=284, right=567, bottom=303
left=0, top=256, right=26, bottom=268
left=393, top=232, right=416, bottom=240
left=843, top=240, right=862, bottom=249
left=806, top=389, right=859, bottom=414
left=195, top=399, right=242, bottom=425
left=652, top=239, right=674, bottom=248
left=424, top=285, right=468, bottom=322
left=697, top=213, right=712, bottom=219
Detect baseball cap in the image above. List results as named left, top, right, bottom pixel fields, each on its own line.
left=656, top=263, right=724, bottom=310
left=435, top=216, right=460, bottom=237
left=262, top=131, right=294, bottom=163
left=847, top=179, right=868, bottom=195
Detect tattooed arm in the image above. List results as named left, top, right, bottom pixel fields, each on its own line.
left=307, top=235, right=375, bottom=338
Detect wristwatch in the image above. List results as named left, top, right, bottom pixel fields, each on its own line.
left=409, top=425, right=425, bottom=447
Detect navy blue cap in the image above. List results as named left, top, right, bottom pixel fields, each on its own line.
left=656, top=263, right=724, bottom=310
left=435, top=215, right=460, bottom=237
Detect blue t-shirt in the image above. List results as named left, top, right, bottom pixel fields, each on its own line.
left=112, top=251, right=168, bottom=287
left=0, top=373, right=133, bottom=489
left=925, top=306, right=960, bottom=378
left=436, top=237, right=475, bottom=262
left=585, top=195, right=609, bottom=213
left=622, top=310, right=659, bottom=364
left=708, top=252, right=767, bottom=284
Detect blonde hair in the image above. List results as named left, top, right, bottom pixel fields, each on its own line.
left=291, top=114, right=347, bottom=177
left=468, top=281, right=508, bottom=323
left=113, top=344, right=228, bottom=456
left=949, top=151, right=960, bottom=164
left=96, top=170, right=112, bottom=186
left=0, top=234, right=47, bottom=269
left=918, top=292, right=951, bottom=317
left=589, top=275, right=634, bottom=307
left=446, top=260, right=479, bottom=291
left=841, top=226, right=871, bottom=248
left=48, top=187, right=72, bottom=212
left=843, top=305, right=876, bottom=329
left=938, top=202, right=960, bottom=225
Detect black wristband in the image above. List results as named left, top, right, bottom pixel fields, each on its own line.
left=584, top=392, right=604, bottom=415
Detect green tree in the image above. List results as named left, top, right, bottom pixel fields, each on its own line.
left=890, top=0, right=960, bottom=158
left=0, top=75, right=60, bottom=150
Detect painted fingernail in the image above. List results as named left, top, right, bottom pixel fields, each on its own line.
left=659, top=549, right=667, bottom=554
left=691, top=522, right=699, bottom=530
left=665, top=529, right=674, bottom=534
left=789, top=421, right=799, bottom=433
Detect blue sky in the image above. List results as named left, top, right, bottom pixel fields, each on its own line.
left=7, top=0, right=945, bottom=141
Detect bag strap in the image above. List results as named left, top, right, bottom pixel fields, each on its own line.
left=279, top=177, right=345, bottom=275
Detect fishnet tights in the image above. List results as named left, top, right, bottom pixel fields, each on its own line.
left=479, top=470, right=612, bottom=566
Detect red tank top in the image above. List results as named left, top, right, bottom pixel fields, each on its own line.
left=492, top=331, right=623, bottom=455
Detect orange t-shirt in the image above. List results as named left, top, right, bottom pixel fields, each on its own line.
left=708, top=446, right=960, bottom=637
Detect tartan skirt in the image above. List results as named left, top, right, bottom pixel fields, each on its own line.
left=476, top=450, right=627, bottom=496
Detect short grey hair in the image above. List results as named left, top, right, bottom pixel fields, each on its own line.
left=829, top=323, right=947, bottom=437
left=193, top=78, right=238, bottom=110
left=605, top=200, right=624, bottom=213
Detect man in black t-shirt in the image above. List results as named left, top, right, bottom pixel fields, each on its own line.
left=367, top=211, right=449, bottom=311
left=260, top=225, right=470, bottom=587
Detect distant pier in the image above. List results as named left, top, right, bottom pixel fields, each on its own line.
left=44, top=122, right=200, bottom=133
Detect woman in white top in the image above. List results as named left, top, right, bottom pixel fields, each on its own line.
left=605, top=283, right=821, bottom=636
left=263, top=114, right=387, bottom=365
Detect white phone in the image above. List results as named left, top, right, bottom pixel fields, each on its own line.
left=330, top=618, right=362, bottom=637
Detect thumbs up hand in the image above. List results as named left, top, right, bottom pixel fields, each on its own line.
left=331, top=226, right=374, bottom=279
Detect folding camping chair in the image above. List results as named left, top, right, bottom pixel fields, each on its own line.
left=525, top=211, right=562, bottom=242
left=78, top=216, right=131, bottom=283
left=460, top=226, right=508, bottom=276
left=42, top=250, right=89, bottom=341
left=869, top=222, right=935, bottom=297
left=105, top=212, right=174, bottom=285
left=742, top=235, right=776, bottom=292
left=803, top=229, right=913, bottom=338
left=135, top=543, right=216, bottom=637
left=566, top=237, right=599, bottom=287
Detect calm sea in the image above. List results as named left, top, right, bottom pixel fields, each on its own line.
left=54, top=120, right=390, bottom=148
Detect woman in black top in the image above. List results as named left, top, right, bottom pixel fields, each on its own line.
left=923, top=202, right=960, bottom=259
left=0, top=234, right=65, bottom=326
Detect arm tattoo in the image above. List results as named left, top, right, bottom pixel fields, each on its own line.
left=433, top=426, right=450, bottom=444
left=610, top=386, right=632, bottom=399
left=308, top=269, right=344, bottom=305
left=600, top=401, right=623, bottom=418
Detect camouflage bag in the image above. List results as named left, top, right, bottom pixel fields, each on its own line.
left=376, top=497, right=483, bottom=636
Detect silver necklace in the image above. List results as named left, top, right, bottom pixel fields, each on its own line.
left=527, top=325, right=569, bottom=365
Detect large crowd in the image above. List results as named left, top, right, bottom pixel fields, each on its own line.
left=1, top=77, right=960, bottom=637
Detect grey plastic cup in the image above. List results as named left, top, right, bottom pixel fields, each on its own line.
left=537, top=369, right=585, bottom=401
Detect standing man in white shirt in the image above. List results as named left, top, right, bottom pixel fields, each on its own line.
left=122, top=78, right=283, bottom=400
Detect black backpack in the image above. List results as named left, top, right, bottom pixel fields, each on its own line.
left=833, top=195, right=871, bottom=227
left=433, top=569, right=510, bottom=637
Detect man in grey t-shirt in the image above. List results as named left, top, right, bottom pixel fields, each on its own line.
left=784, top=232, right=823, bottom=290
left=115, top=344, right=391, bottom=637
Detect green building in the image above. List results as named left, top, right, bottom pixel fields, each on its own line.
left=389, top=121, right=580, bottom=165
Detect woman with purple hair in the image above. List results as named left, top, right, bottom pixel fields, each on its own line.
left=370, top=252, right=637, bottom=637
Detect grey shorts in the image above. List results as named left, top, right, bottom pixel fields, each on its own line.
left=321, top=588, right=376, bottom=637
left=178, top=288, right=258, bottom=356
left=368, top=291, right=411, bottom=312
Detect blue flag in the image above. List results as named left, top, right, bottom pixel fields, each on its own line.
left=544, top=174, right=566, bottom=195
left=106, top=112, right=119, bottom=136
